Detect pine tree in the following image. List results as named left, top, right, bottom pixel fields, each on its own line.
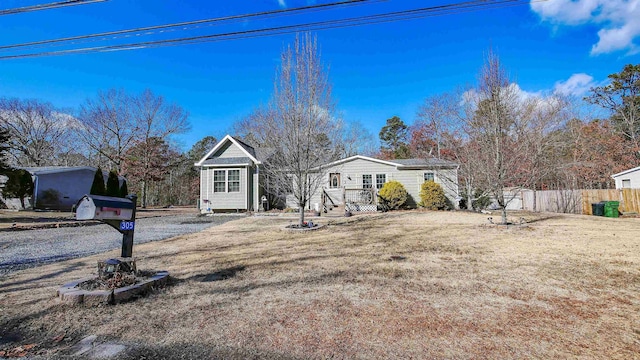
left=106, top=170, right=120, bottom=197
left=119, top=180, right=129, bottom=198
left=3, top=169, right=34, bottom=209
left=90, top=167, right=106, bottom=195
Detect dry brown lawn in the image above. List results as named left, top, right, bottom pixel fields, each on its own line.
left=1, top=211, right=639, bottom=359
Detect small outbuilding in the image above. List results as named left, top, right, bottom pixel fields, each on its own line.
left=612, top=166, right=640, bottom=189
left=7, top=166, right=124, bottom=211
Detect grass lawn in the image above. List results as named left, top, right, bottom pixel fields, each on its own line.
left=1, top=211, right=639, bottom=359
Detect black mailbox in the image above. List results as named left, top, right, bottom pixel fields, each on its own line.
left=75, top=194, right=138, bottom=258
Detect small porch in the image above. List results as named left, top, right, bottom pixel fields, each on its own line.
left=320, top=187, right=379, bottom=215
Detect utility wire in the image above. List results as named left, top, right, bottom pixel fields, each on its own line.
left=0, top=0, right=108, bottom=16
left=0, top=0, right=377, bottom=51
left=0, top=0, right=546, bottom=60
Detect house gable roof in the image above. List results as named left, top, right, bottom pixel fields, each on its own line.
left=612, top=165, right=640, bottom=178
left=316, top=155, right=458, bottom=170
left=195, top=135, right=261, bottom=166
left=315, top=155, right=400, bottom=170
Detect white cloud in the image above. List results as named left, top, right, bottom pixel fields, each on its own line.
left=278, top=0, right=287, bottom=8
left=530, top=0, right=640, bottom=55
left=553, top=73, right=596, bottom=96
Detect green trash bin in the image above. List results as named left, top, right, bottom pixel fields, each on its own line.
left=592, top=202, right=605, bottom=216
left=604, top=201, right=620, bottom=218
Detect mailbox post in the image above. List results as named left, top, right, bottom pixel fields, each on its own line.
left=75, top=194, right=138, bottom=258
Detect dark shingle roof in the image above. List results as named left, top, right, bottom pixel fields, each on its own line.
left=230, top=136, right=257, bottom=159
left=200, top=157, right=253, bottom=166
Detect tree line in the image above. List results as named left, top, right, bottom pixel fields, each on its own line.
left=1, top=32, right=637, bottom=221
left=375, top=57, right=639, bottom=222
left=0, top=89, right=219, bottom=208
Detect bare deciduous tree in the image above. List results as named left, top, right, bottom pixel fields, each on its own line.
left=0, top=98, right=76, bottom=166
left=78, top=88, right=189, bottom=195
left=235, top=33, right=340, bottom=226
left=453, top=51, right=568, bottom=223
left=77, top=89, right=138, bottom=172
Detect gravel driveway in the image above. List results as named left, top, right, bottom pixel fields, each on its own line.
left=0, top=215, right=241, bottom=276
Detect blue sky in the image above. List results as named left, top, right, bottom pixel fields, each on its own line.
left=0, top=0, right=639, bottom=151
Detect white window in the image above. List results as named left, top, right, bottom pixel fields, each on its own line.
left=228, top=170, right=240, bottom=192
left=329, top=173, right=341, bottom=189
left=622, top=179, right=631, bottom=188
left=376, top=174, right=386, bottom=189
left=424, top=172, right=435, bottom=182
left=214, top=169, right=241, bottom=193
left=213, top=170, right=226, bottom=193
left=362, top=174, right=372, bottom=189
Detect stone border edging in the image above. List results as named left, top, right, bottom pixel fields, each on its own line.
left=57, top=271, right=169, bottom=305
left=281, top=223, right=327, bottom=232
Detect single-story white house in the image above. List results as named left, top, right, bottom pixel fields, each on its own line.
left=612, top=166, right=640, bottom=189
left=195, top=135, right=459, bottom=212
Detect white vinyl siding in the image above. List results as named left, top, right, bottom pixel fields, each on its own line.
left=213, top=142, right=247, bottom=159
left=306, top=157, right=459, bottom=209
left=200, top=167, right=248, bottom=210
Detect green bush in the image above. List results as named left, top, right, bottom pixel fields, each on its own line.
left=378, top=180, right=408, bottom=210
left=419, top=180, right=448, bottom=210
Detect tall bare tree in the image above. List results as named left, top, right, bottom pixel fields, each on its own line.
left=414, top=92, right=457, bottom=158
left=77, top=89, right=138, bottom=172
left=457, top=51, right=567, bottom=223
left=0, top=98, right=76, bottom=166
left=78, top=89, right=189, bottom=199
left=130, top=89, right=190, bottom=206
left=235, top=33, right=340, bottom=226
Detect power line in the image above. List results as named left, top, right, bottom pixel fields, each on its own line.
left=0, top=0, right=108, bottom=16
left=0, top=0, right=546, bottom=60
left=0, top=0, right=377, bottom=51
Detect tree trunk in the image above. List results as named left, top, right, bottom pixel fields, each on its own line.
left=298, top=205, right=305, bottom=227
left=142, top=180, right=147, bottom=208
left=466, top=184, right=473, bottom=210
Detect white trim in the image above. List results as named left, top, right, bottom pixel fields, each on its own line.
left=194, top=135, right=260, bottom=166
left=245, top=167, right=249, bottom=210
left=612, top=165, right=640, bottom=178
left=212, top=169, right=242, bottom=194
left=312, top=155, right=402, bottom=171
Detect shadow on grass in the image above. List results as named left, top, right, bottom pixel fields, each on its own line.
left=191, top=266, right=246, bottom=282
left=122, top=343, right=304, bottom=360
left=523, top=214, right=564, bottom=224
left=0, top=262, right=85, bottom=293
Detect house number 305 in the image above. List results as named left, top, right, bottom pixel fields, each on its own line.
left=120, top=221, right=135, bottom=231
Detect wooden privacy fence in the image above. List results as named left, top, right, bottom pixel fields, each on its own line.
left=522, top=189, right=640, bottom=215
